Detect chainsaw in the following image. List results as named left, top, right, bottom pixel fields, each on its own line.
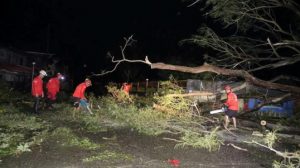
left=209, top=105, right=227, bottom=114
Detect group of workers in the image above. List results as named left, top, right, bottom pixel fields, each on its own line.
left=32, top=69, right=239, bottom=128
left=31, top=69, right=92, bottom=114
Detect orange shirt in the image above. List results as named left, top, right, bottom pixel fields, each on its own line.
left=32, top=76, right=44, bottom=96
left=122, top=83, right=132, bottom=94
left=73, top=82, right=87, bottom=99
left=46, top=77, right=60, bottom=94
left=225, top=92, right=239, bottom=111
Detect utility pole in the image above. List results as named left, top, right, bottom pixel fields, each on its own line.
left=31, top=62, right=35, bottom=92
left=31, top=62, right=35, bottom=81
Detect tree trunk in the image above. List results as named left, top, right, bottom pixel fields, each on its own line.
left=150, top=62, right=300, bottom=94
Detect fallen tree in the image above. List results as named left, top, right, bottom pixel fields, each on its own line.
left=92, top=36, right=300, bottom=96
left=93, top=0, right=300, bottom=96
left=90, top=1, right=300, bottom=164
left=149, top=61, right=300, bottom=95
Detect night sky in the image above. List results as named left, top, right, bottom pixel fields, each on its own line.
left=2, top=0, right=299, bottom=88
left=0, top=0, right=205, bottom=83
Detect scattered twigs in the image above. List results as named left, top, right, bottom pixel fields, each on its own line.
left=198, top=115, right=217, bottom=123
left=223, top=124, right=238, bottom=137
left=187, top=0, right=201, bottom=7
left=162, top=137, right=181, bottom=143
left=227, top=143, right=248, bottom=151
left=244, top=140, right=300, bottom=166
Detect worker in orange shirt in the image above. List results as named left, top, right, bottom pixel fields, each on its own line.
left=32, top=70, right=47, bottom=114
left=46, top=73, right=63, bottom=109
left=121, top=82, right=132, bottom=94
left=72, top=78, right=92, bottom=113
left=223, top=85, right=239, bottom=129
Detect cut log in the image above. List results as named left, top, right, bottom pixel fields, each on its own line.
left=165, top=92, right=214, bottom=97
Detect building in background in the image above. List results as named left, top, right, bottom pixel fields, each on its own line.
left=0, top=47, right=55, bottom=89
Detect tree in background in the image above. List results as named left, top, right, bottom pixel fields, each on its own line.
left=183, top=0, right=300, bottom=73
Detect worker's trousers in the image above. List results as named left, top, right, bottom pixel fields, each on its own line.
left=33, top=96, right=42, bottom=114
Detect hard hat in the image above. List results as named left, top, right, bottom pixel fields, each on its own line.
left=85, top=78, right=92, bottom=85
left=39, top=70, right=47, bottom=76
left=224, top=85, right=231, bottom=90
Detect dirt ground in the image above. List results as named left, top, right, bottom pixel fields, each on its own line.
left=1, top=126, right=279, bottom=168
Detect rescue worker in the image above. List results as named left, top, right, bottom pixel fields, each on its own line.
left=72, top=78, right=92, bottom=110
left=121, top=82, right=132, bottom=95
left=32, top=70, right=47, bottom=114
left=223, top=85, right=239, bottom=129
left=45, top=73, right=63, bottom=109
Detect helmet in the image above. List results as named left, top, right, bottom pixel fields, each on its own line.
left=224, top=85, right=231, bottom=90
left=85, top=78, right=92, bottom=85
left=39, top=70, right=47, bottom=76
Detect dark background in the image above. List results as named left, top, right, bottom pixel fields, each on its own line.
left=0, top=0, right=205, bottom=83
left=1, top=0, right=299, bottom=92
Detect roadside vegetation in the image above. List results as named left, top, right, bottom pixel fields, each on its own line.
left=0, top=80, right=299, bottom=167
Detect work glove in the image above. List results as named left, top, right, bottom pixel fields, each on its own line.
left=222, top=104, right=228, bottom=111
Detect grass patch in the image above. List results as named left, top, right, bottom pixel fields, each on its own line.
left=81, top=114, right=107, bottom=133
left=51, top=127, right=103, bottom=150
left=0, top=111, right=50, bottom=157
left=0, top=132, right=25, bottom=156
left=0, top=114, right=46, bottom=130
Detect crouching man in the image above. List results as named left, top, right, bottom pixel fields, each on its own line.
left=72, top=78, right=92, bottom=113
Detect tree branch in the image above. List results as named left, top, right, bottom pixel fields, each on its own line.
left=92, top=36, right=151, bottom=77
left=149, top=62, right=300, bottom=94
